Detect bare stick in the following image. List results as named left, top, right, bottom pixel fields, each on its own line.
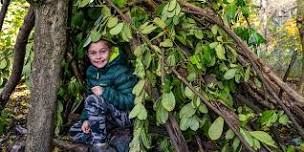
left=0, top=7, right=34, bottom=109
left=0, top=0, right=11, bottom=32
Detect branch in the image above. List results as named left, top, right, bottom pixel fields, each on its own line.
left=279, top=50, right=297, bottom=98
left=0, top=7, right=35, bottom=109
left=195, top=135, right=205, bottom=152
left=66, top=52, right=84, bottom=82
left=0, top=0, right=10, bottom=32
left=161, top=46, right=189, bottom=152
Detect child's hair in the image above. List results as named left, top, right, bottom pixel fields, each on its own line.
left=87, top=39, right=112, bottom=50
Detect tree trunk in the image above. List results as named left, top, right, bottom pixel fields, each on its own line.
left=0, top=0, right=11, bottom=32
left=297, top=0, right=304, bottom=94
left=0, top=7, right=34, bottom=109
left=25, top=0, right=68, bottom=151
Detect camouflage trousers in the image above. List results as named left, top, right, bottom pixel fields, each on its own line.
left=69, top=95, right=131, bottom=145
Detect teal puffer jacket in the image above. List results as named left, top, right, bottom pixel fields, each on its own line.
left=80, top=49, right=137, bottom=121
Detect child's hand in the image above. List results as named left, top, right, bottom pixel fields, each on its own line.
left=91, top=86, right=104, bottom=96
left=81, top=120, right=91, bottom=134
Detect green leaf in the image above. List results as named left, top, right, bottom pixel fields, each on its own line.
left=167, top=53, right=176, bottom=66
left=90, top=30, right=102, bottom=42
left=124, top=24, right=132, bottom=39
left=191, top=96, right=200, bottom=108
left=187, top=72, right=197, bottom=82
left=160, top=39, right=173, bottom=47
left=240, top=128, right=254, bottom=147
left=225, top=129, right=235, bottom=140
left=132, top=80, right=145, bottom=96
left=109, top=23, right=124, bottom=35
left=224, top=68, right=237, bottom=80
left=211, top=25, right=219, bottom=35
left=225, top=5, right=237, bottom=21
left=174, top=4, right=181, bottom=16
left=151, top=45, right=161, bottom=54
left=0, top=78, right=3, bottom=86
left=140, top=129, right=151, bottom=148
left=138, top=104, right=148, bottom=120
left=129, top=104, right=141, bottom=119
left=179, top=103, right=196, bottom=118
left=278, top=114, right=289, bottom=125
left=227, top=0, right=234, bottom=4
left=194, top=30, right=204, bottom=39
left=184, top=87, right=194, bottom=99
left=161, top=91, right=176, bottom=111
left=260, top=110, right=278, bottom=127
left=134, top=45, right=144, bottom=57
left=113, top=0, right=127, bottom=7
left=153, top=17, right=167, bottom=29
left=252, top=138, right=261, bottom=150
left=249, top=131, right=277, bottom=148
left=208, top=117, right=224, bottom=140
left=254, top=78, right=262, bottom=88
left=189, top=116, right=200, bottom=131
left=215, top=44, right=226, bottom=60
left=168, top=0, right=177, bottom=12
left=134, top=59, right=145, bottom=78
left=141, top=24, right=157, bottom=34
left=198, top=102, right=208, bottom=114
left=209, top=42, right=218, bottom=48
left=78, top=0, right=92, bottom=7
left=107, top=17, right=118, bottom=28
left=0, top=59, right=8, bottom=69
left=244, top=65, right=251, bottom=82
left=156, top=103, right=169, bottom=124
left=101, top=5, right=111, bottom=17
left=232, top=137, right=240, bottom=151
left=180, top=116, right=191, bottom=131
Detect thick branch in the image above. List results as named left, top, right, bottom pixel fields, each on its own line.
left=0, top=7, right=34, bottom=109
left=0, top=0, right=10, bottom=32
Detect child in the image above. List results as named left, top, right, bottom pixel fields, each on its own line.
left=69, top=40, right=137, bottom=152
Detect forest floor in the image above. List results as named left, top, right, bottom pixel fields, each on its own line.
left=0, top=84, right=69, bottom=152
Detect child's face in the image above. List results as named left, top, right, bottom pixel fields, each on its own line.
left=87, top=41, right=111, bottom=69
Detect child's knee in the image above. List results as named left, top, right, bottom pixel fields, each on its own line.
left=85, top=95, right=107, bottom=110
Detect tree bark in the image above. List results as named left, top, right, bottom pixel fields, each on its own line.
left=25, top=0, right=68, bottom=151
left=0, top=0, right=10, bottom=32
left=297, top=0, right=304, bottom=94
left=0, top=7, right=34, bottom=110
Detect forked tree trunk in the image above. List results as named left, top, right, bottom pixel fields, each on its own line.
left=25, top=0, right=68, bottom=151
